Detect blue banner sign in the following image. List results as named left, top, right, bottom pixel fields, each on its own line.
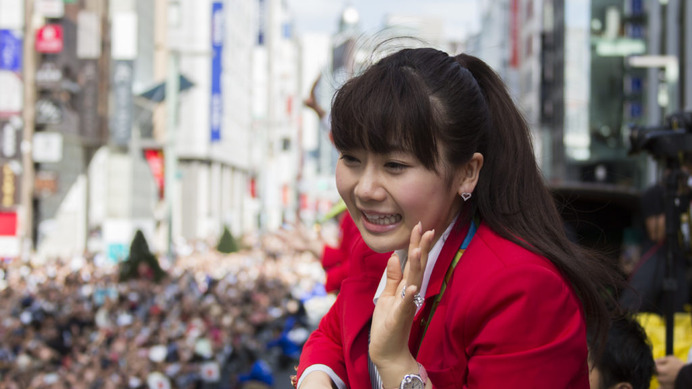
left=0, top=30, right=21, bottom=72
left=210, top=2, right=223, bottom=143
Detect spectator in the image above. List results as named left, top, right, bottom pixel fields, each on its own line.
left=0, top=231, right=325, bottom=388
left=588, top=314, right=655, bottom=389
left=656, top=354, right=692, bottom=389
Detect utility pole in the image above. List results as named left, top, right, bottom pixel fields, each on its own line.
left=19, top=0, right=36, bottom=260
left=164, top=52, right=179, bottom=260
left=164, top=0, right=180, bottom=260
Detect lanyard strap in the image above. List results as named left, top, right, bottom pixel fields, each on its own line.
left=418, top=218, right=478, bottom=349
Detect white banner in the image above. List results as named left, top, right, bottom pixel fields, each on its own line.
left=111, top=12, right=137, bottom=60
left=0, top=71, right=21, bottom=117
left=0, top=236, right=19, bottom=257
left=35, top=0, right=64, bottom=18
left=77, top=11, right=101, bottom=59
left=32, top=132, right=63, bottom=163
left=0, top=0, right=23, bottom=30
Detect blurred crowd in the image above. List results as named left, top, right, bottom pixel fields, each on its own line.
left=0, top=232, right=334, bottom=389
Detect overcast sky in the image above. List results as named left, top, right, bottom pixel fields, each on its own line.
left=286, top=0, right=482, bottom=41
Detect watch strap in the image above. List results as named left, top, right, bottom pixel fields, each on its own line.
left=398, top=363, right=428, bottom=389
left=417, top=363, right=428, bottom=384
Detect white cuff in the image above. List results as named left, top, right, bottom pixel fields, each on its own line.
left=297, top=364, right=346, bottom=389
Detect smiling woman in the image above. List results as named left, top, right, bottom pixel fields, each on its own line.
left=335, top=149, right=481, bottom=254
left=293, top=46, right=625, bottom=389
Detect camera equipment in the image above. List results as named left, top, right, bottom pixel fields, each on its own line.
left=629, top=111, right=692, bottom=157
left=628, top=110, right=692, bottom=356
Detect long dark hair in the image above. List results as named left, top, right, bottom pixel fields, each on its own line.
left=330, top=47, right=623, bottom=350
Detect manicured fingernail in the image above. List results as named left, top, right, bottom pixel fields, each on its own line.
left=417, top=222, right=422, bottom=233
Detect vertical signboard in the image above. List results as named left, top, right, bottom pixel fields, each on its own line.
left=0, top=29, right=21, bottom=71
left=110, top=60, right=133, bottom=146
left=1, top=121, right=20, bottom=161
left=210, top=2, right=223, bottom=143
left=143, top=148, right=164, bottom=199
left=78, top=61, right=100, bottom=144
left=0, top=71, right=21, bottom=118
left=77, top=10, right=101, bottom=59
left=0, top=29, right=22, bottom=119
left=0, top=119, right=19, bottom=252
left=257, top=0, right=266, bottom=45
left=111, top=12, right=137, bottom=60
left=0, top=160, right=19, bottom=210
left=509, top=0, right=519, bottom=68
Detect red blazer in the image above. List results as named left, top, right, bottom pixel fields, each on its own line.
left=297, top=222, right=589, bottom=389
left=321, top=212, right=363, bottom=293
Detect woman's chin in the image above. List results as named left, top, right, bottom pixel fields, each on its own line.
left=362, top=235, right=407, bottom=254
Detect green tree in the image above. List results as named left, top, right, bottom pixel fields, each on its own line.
left=119, top=229, right=166, bottom=283
left=217, top=225, right=239, bottom=253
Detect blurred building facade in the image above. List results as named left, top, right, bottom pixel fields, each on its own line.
left=251, top=0, right=301, bottom=232
left=469, top=0, right=691, bottom=189
left=2, top=0, right=691, bottom=261
left=0, top=0, right=308, bottom=260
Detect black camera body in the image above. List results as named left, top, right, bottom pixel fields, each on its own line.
left=629, top=111, right=692, bottom=157
left=627, top=111, right=692, bottom=356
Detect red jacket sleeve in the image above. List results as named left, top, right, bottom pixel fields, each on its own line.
left=297, top=233, right=391, bottom=388
left=296, top=287, right=348, bottom=383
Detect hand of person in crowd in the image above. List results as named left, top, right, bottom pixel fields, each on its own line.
left=656, top=355, right=686, bottom=389
left=369, top=222, right=434, bottom=389
left=304, top=75, right=326, bottom=120
left=276, top=223, right=324, bottom=259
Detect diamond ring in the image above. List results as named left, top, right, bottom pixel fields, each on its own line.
left=413, top=293, right=424, bottom=308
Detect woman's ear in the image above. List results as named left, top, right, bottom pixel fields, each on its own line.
left=456, top=153, right=484, bottom=197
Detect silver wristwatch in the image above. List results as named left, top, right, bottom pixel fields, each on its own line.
left=399, top=363, right=428, bottom=389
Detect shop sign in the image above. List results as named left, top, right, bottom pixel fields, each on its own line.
left=36, top=61, right=62, bottom=89
left=0, top=161, right=19, bottom=210
left=36, top=24, right=63, bottom=53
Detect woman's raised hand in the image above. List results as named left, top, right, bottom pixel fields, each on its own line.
left=369, top=222, right=434, bottom=388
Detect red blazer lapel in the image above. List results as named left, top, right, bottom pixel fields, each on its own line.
left=341, top=240, right=391, bottom=389
left=342, top=238, right=390, bottom=344
left=424, top=217, right=470, bottom=299
left=340, top=276, right=377, bottom=344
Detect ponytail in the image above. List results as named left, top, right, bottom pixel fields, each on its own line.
left=455, top=53, right=624, bottom=354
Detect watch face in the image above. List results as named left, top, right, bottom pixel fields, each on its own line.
left=401, top=374, right=424, bottom=389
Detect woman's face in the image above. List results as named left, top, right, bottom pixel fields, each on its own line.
left=336, top=149, right=476, bottom=253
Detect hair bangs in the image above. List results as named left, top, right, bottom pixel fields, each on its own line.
left=331, top=62, right=440, bottom=169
